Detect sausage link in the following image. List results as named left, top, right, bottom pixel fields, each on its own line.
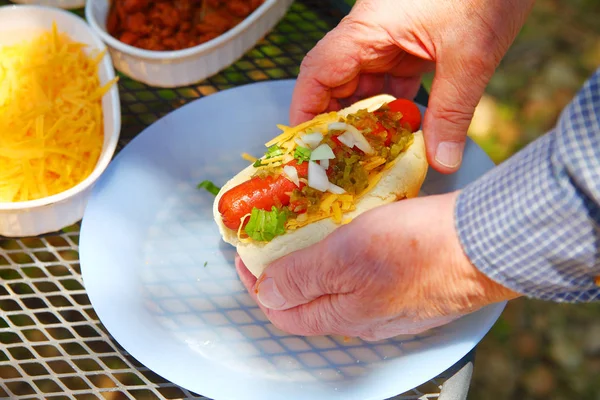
left=218, top=160, right=308, bottom=230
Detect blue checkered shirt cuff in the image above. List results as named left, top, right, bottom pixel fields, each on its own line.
left=455, top=68, right=600, bottom=303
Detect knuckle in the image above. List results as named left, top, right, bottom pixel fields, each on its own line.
left=401, top=326, right=431, bottom=335
left=267, top=310, right=307, bottom=336
left=299, top=311, right=327, bottom=336
left=302, top=297, right=356, bottom=336
left=430, top=101, right=474, bottom=128
left=297, top=50, right=319, bottom=76
left=277, top=257, right=311, bottom=301
left=338, top=293, right=372, bottom=321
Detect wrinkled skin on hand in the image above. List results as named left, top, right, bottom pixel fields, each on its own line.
left=290, top=0, right=534, bottom=173
left=236, top=192, right=521, bottom=341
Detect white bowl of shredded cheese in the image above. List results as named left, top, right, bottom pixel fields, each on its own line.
left=0, top=4, right=121, bottom=237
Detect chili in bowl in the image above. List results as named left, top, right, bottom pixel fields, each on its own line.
left=106, top=0, right=266, bottom=52
left=85, top=0, right=293, bottom=88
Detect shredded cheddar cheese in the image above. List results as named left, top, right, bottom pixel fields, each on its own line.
left=361, top=156, right=387, bottom=171
left=265, top=112, right=338, bottom=148
left=236, top=213, right=253, bottom=243
left=319, top=193, right=339, bottom=212
left=331, top=202, right=342, bottom=223
left=260, top=155, right=286, bottom=165
left=0, top=23, right=118, bottom=203
left=241, top=152, right=257, bottom=163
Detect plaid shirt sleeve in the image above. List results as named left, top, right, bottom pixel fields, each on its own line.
left=455, top=67, right=600, bottom=303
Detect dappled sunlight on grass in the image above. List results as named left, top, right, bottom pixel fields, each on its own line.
left=404, top=0, right=600, bottom=398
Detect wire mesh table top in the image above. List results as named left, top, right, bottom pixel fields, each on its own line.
left=0, top=1, right=472, bottom=399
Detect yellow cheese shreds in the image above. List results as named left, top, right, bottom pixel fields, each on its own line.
left=265, top=112, right=338, bottom=148
left=236, top=213, right=253, bottom=243
left=331, top=202, right=342, bottom=224
left=319, top=193, right=339, bottom=212
left=241, top=153, right=257, bottom=163
left=362, top=156, right=387, bottom=171
left=286, top=211, right=329, bottom=230
left=287, top=195, right=356, bottom=231
left=341, top=200, right=353, bottom=211
left=0, top=22, right=118, bottom=203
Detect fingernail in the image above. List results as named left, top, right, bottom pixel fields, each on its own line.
left=256, top=278, right=286, bottom=309
left=435, top=141, right=464, bottom=169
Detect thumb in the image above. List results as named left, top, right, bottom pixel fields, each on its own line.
left=423, top=54, right=496, bottom=173
left=254, top=234, right=357, bottom=311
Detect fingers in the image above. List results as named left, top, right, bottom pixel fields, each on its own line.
left=238, top=254, right=462, bottom=340
left=236, top=254, right=363, bottom=337
left=422, top=56, right=491, bottom=173
left=334, top=73, right=385, bottom=108
left=252, top=234, right=359, bottom=311
left=358, top=314, right=463, bottom=341
left=334, top=73, right=422, bottom=110
left=235, top=253, right=257, bottom=291
left=289, top=27, right=362, bottom=125
left=385, top=75, right=422, bottom=102
left=421, top=0, right=534, bottom=174
left=289, top=5, right=403, bottom=126
left=264, top=295, right=362, bottom=337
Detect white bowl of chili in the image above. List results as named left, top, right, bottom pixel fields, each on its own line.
left=0, top=5, right=121, bottom=238
left=84, top=0, right=294, bottom=88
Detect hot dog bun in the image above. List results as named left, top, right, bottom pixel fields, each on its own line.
left=213, top=94, right=428, bottom=278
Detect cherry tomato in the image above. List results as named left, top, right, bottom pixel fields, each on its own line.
left=387, top=99, right=422, bottom=132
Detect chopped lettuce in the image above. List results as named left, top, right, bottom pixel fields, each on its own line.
left=197, top=180, right=220, bottom=195
left=294, top=146, right=311, bottom=162
left=244, top=206, right=289, bottom=242
left=254, top=145, right=284, bottom=167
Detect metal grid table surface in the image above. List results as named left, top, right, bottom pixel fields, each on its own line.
left=0, top=1, right=473, bottom=399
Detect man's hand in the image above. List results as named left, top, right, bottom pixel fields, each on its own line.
left=236, top=192, right=520, bottom=341
left=290, top=0, right=534, bottom=173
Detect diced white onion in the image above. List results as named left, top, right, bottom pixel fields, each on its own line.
left=319, top=159, right=330, bottom=170
left=328, top=183, right=346, bottom=194
left=336, top=131, right=356, bottom=148
left=327, top=122, right=375, bottom=155
left=344, top=124, right=374, bottom=155
left=310, top=143, right=335, bottom=161
left=295, top=137, right=308, bottom=148
left=308, top=161, right=330, bottom=192
left=283, top=165, right=300, bottom=187
left=328, top=122, right=347, bottom=131
left=301, top=132, right=324, bottom=149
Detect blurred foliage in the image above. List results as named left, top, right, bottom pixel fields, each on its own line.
left=450, top=1, right=600, bottom=398
left=344, top=0, right=600, bottom=398
left=471, top=299, right=600, bottom=400
left=427, top=0, right=600, bottom=164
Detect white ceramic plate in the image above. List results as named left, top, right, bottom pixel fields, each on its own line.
left=79, top=80, right=505, bottom=400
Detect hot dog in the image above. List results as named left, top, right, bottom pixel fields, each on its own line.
left=213, top=94, right=428, bottom=278
left=218, top=159, right=308, bottom=231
